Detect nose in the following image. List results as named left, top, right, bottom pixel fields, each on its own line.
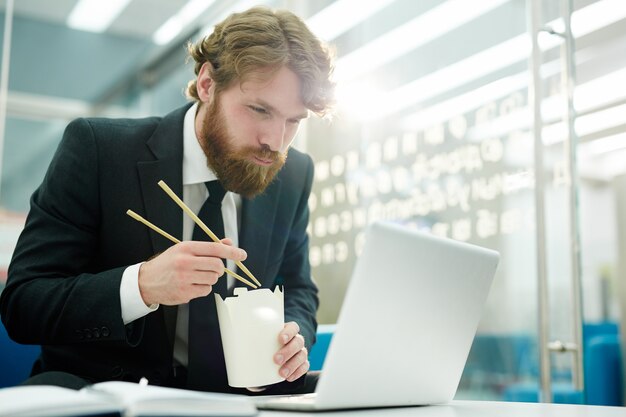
left=259, top=119, right=286, bottom=152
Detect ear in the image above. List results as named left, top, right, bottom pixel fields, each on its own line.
left=196, top=62, right=215, bottom=103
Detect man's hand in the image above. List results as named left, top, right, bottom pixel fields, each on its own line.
left=275, top=322, right=309, bottom=382
left=138, top=239, right=246, bottom=306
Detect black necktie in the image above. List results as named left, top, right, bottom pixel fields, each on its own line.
left=187, top=180, right=229, bottom=391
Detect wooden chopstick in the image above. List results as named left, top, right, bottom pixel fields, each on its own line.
left=126, top=209, right=258, bottom=289
left=127, top=209, right=180, bottom=244
left=157, top=180, right=262, bottom=288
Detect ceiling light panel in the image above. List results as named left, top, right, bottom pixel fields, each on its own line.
left=67, top=0, right=132, bottom=33
left=306, top=0, right=397, bottom=41
left=153, top=0, right=216, bottom=45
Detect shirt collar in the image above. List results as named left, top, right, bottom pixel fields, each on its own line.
left=183, top=102, right=217, bottom=185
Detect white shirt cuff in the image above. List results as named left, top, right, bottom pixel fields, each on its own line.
left=120, top=262, right=159, bottom=325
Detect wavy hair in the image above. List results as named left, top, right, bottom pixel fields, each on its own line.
left=186, top=6, right=335, bottom=117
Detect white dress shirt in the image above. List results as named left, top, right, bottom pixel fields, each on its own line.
left=119, top=103, right=242, bottom=367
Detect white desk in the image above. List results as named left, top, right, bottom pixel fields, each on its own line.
left=258, top=400, right=625, bottom=416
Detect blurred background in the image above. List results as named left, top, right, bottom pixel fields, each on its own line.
left=0, top=0, right=624, bottom=406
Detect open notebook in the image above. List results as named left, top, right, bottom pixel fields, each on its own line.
left=256, top=221, right=500, bottom=411
left=0, top=381, right=256, bottom=417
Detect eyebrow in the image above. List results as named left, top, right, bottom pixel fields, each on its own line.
left=256, top=99, right=309, bottom=120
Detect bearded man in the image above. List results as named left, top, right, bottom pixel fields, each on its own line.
left=0, top=6, right=334, bottom=394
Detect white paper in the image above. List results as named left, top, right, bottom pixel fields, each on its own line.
left=0, top=381, right=257, bottom=417
left=90, top=381, right=255, bottom=416
left=0, top=385, right=118, bottom=417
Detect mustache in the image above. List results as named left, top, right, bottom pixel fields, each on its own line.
left=246, top=146, right=284, bottom=163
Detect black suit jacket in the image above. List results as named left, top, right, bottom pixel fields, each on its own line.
left=0, top=105, right=318, bottom=390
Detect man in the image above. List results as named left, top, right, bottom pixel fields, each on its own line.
left=0, top=6, right=334, bottom=394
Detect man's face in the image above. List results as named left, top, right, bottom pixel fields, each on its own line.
left=198, top=66, right=308, bottom=198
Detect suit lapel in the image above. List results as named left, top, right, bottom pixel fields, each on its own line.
left=137, top=104, right=190, bottom=348
left=239, top=177, right=282, bottom=288
left=137, top=106, right=188, bottom=254
left=138, top=160, right=182, bottom=253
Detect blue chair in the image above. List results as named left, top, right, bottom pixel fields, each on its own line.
left=503, top=382, right=585, bottom=404
left=0, top=320, right=40, bottom=388
left=585, top=333, right=622, bottom=405
left=309, top=324, right=335, bottom=371
left=502, top=322, right=623, bottom=406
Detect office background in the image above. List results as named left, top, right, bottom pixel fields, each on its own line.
left=0, top=0, right=624, bottom=405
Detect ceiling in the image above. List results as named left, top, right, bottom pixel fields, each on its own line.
left=0, top=0, right=189, bottom=40
left=0, top=0, right=624, bottom=213
left=5, top=0, right=622, bottom=107
left=0, top=0, right=287, bottom=108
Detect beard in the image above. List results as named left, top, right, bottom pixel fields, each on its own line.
left=198, top=96, right=287, bottom=198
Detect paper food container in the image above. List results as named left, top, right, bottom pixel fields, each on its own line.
left=215, top=287, right=285, bottom=388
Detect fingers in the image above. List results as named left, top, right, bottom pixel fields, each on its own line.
left=138, top=239, right=239, bottom=305
left=285, top=357, right=310, bottom=382
left=189, top=257, right=225, bottom=281
left=137, top=241, right=246, bottom=306
left=275, top=327, right=307, bottom=381
left=173, top=242, right=246, bottom=285
left=278, top=346, right=309, bottom=381
left=279, top=321, right=300, bottom=345
left=184, top=241, right=247, bottom=262
left=275, top=333, right=304, bottom=363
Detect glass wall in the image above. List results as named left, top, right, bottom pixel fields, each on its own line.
left=0, top=0, right=624, bottom=404
left=299, top=0, right=625, bottom=402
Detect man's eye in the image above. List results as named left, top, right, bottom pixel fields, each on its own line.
left=249, top=105, right=268, bottom=115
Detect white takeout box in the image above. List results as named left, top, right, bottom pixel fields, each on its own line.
left=215, top=287, right=285, bottom=388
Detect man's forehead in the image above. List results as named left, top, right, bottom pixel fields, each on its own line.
left=253, top=98, right=309, bottom=120
left=236, top=68, right=308, bottom=117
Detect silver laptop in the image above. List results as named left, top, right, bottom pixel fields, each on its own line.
left=256, top=221, right=499, bottom=411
